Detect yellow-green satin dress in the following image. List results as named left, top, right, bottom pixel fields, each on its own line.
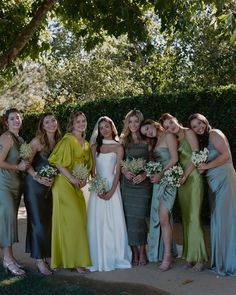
left=49, top=133, right=92, bottom=268
left=178, top=138, right=207, bottom=263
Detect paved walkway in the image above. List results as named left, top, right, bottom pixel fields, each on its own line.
left=2, top=200, right=236, bottom=295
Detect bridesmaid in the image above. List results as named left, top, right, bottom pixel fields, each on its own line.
left=140, top=119, right=178, bottom=271
left=49, top=111, right=92, bottom=273
left=188, top=113, right=236, bottom=276
left=159, top=113, right=207, bottom=271
left=24, top=112, right=61, bottom=275
left=120, top=109, right=152, bottom=266
left=0, top=108, right=30, bottom=275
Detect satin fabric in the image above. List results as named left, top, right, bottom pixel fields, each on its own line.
left=88, top=140, right=131, bottom=271
left=0, top=132, right=23, bottom=247
left=148, top=147, right=177, bottom=262
left=49, top=133, right=92, bottom=268
left=178, top=138, right=208, bottom=262
left=24, top=151, right=52, bottom=259
left=207, top=140, right=236, bottom=276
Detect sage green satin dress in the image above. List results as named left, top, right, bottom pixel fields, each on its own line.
left=0, top=131, right=23, bottom=247
left=148, top=147, right=177, bottom=262
left=178, top=138, right=207, bottom=263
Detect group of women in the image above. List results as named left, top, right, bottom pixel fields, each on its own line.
left=0, top=107, right=236, bottom=278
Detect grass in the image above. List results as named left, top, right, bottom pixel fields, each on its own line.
left=0, top=266, right=96, bottom=295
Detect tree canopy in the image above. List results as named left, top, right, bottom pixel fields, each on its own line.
left=0, top=0, right=235, bottom=71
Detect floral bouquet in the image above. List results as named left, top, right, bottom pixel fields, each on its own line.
left=161, top=164, right=184, bottom=188
left=72, top=164, right=89, bottom=181
left=191, top=148, right=209, bottom=166
left=120, top=158, right=146, bottom=175
left=19, top=143, right=32, bottom=160
left=88, top=175, right=109, bottom=195
left=144, top=161, right=163, bottom=176
left=37, top=165, right=58, bottom=178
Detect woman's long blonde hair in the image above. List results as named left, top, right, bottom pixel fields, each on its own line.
left=120, top=109, right=144, bottom=148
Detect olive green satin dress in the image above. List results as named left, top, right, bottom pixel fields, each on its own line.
left=0, top=131, right=23, bottom=247
left=49, top=133, right=93, bottom=268
left=178, top=138, right=207, bottom=263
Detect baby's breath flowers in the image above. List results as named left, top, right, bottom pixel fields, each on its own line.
left=191, top=148, right=209, bottom=166
left=72, top=164, right=89, bottom=181
left=161, top=164, right=184, bottom=187
left=37, top=165, right=58, bottom=178
left=121, top=158, right=146, bottom=175
left=88, top=175, right=109, bottom=195
left=144, top=161, right=163, bottom=176
left=19, top=143, right=32, bottom=160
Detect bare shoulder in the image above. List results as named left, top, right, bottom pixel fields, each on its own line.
left=209, top=129, right=225, bottom=139
left=0, top=132, right=13, bottom=145
left=165, top=132, right=176, bottom=141
left=185, top=128, right=196, bottom=137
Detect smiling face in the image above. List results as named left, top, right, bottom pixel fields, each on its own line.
left=73, top=114, right=87, bottom=133
left=7, top=112, right=22, bottom=132
left=162, top=117, right=180, bottom=134
left=190, top=118, right=206, bottom=135
left=98, top=120, right=113, bottom=139
left=128, top=115, right=140, bottom=133
left=140, top=124, right=157, bottom=138
left=42, top=115, right=58, bottom=134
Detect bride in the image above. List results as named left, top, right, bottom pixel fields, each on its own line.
left=88, top=116, right=131, bottom=271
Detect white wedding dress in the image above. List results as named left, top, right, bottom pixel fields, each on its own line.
left=87, top=140, right=132, bottom=271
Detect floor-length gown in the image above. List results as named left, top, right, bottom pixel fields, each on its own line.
left=49, top=133, right=92, bottom=268
left=178, top=138, right=208, bottom=263
left=148, top=147, right=177, bottom=262
left=121, top=143, right=152, bottom=246
left=24, top=151, right=52, bottom=259
left=207, top=139, right=236, bottom=276
left=0, top=131, right=23, bottom=247
left=88, top=139, right=131, bottom=271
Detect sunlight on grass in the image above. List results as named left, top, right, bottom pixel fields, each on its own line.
left=0, top=276, right=23, bottom=286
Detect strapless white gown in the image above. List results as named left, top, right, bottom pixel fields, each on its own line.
left=87, top=149, right=131, bottom=271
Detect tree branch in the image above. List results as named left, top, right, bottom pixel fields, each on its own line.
left=0, top=0, right=57, bottom=71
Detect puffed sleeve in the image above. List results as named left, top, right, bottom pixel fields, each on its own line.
left=49, top=133, right=74, bottom=169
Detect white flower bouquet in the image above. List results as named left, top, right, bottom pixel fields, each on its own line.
left=161, top=164, right=184, bottom=187
left=72, top=164, right=89, bottom=181
left=191, top=148, right=209, bottom=166
left=120, top=158, right=146, bottom=175
left=37, top=165, right=58, bottom=178
left=19, top=143, right=32, bottom=160
left=88, top=175, right=109, bottom=195
left=144, top=161, right=163, bottom=176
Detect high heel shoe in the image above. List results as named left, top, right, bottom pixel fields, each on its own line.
left=157, top=254, right=172, bottom=272
left=3, top=259, right=25, bottom=276
left=36, top=260, right=53, bottom=276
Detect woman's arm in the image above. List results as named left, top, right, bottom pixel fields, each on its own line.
left=0, top=133, right=29, bottom=171
left=56, top=165, right=80, bottom=189
left=103, top=145, right=124, bottom=200
left=90, top=144, right=97, bottom=178
left=198, top=130, right=230, bottom=170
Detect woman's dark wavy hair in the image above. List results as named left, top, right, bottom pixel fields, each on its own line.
left=96, top=117, right=118, bottom=154
left=188, top=113, right=211, bottom=149
left=36, top=112, right=61, bottom=152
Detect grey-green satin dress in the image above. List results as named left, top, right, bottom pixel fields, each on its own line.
left=24, top=151, right=52, bottom=259
left=207, top=140, right=236, bottom=276
left=0, top=131, right=23, bottom=247
left=148, top=147, right=177, bottom=262
left=121, top=143, right=152, bottom=246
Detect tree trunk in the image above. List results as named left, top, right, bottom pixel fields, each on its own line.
left=0, top=0, right=57, bottom=71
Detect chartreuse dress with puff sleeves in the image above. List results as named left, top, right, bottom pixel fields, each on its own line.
left=49, top=133, right=92, bottom=269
